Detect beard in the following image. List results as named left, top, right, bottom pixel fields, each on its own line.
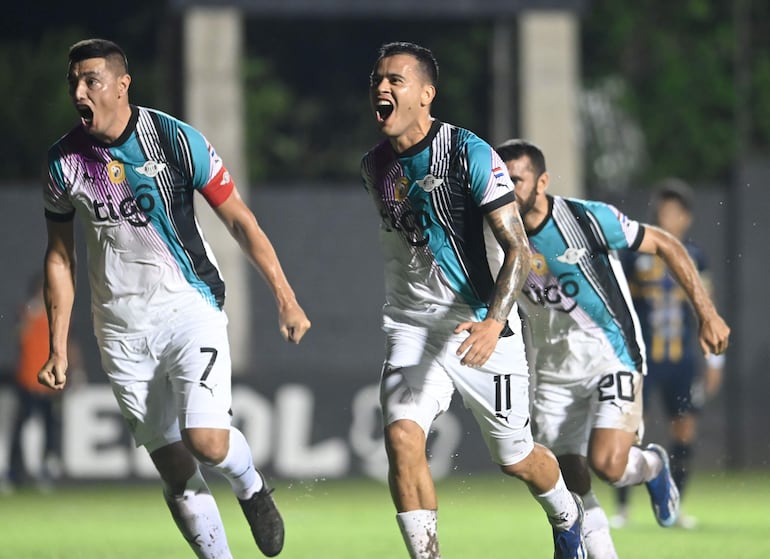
left=516, top=188, right=538, bottom=218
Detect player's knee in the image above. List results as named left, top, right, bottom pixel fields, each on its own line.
left=500, top=443, right=546, bottom=483
left=500, top=461, right=527, bottom=480
left=182, top=428, right=230, bottom=465
left=385, top=420, right=426, bottom=462
left=589, top=452, right=626, bottom=483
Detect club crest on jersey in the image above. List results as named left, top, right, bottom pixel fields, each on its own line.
left=395, top=176, right=410, bottom=202
left=135, top=161, right=167, bottom=178
left=556, top=247, right=587, bottom=265
left=530, top=253, right=549, bottom=275
left=106, top=160, right=125, bottom=184
left=416, top=174, right=443, bottom=193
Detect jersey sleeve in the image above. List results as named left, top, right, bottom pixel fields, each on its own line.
left=466, top=136, right=515, bottom=213
left=360, top=152, right=374, bottom=194
left=44, top=149, right=75, bottom=222
left=584, top=200, right=644, bottom=251
left=177, top=122, right=234, bottom=208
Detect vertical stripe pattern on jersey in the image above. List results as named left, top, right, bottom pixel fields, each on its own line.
left=554, top=198, right=643, bottom=370
left=427, top=126, right=495, bottom=310
left=362, top=122, right=509, bottom=320
left=427, top=125, right=477, bottom=296
left=136, top=110, right=225, bottom=308
left=368, top=143, right=436, bottom=272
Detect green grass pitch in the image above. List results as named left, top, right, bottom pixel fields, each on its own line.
left=2, top=471, right=768, bottom=558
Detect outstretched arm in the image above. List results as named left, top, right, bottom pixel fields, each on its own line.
left=455, top=201, right=531, bottom=367
left=637, top=225, right=729, bottom=355
left=38, top=219, right=77, bottom=390
left=212, top=187, right=311, bottom=344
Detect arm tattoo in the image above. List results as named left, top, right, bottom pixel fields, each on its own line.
left=485, top=202, right=531, bottom=322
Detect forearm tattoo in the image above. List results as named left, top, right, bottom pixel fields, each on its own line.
left=486, top=202, right=531, bottom=322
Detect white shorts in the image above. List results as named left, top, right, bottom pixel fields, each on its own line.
left=97, top=307, right=233, bottom=453
left=532, top=370, right=643, bottom=456
left=380, top=319, right=534, bottom=466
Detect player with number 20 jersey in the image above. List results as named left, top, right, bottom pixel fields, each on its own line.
left=517, top=196, right=648, bottom=454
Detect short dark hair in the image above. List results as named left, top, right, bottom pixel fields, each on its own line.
left=68, top=38, right=128, bottom=74
left=495, top=139, right=547, bottom=177
left=374, top=42, right=439, bottom=85
left=653, top=177, right=694, bottom=213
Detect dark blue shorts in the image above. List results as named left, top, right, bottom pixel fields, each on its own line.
left=642, top=360, right=699, bottom=417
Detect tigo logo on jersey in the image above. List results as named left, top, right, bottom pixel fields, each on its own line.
left=135, top=161, right=167, bottom=178
left=107, top=160, right=125, bottom=184
left=416, top=174, right=444, bottom=193
left=90, top=184, right=154, bottom=227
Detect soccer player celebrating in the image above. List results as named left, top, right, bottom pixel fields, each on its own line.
left=40, top=38, right=310, bottom=558
left=361, top=42, right=585, bottom=559
left=495, top=139, right=729, bottom=558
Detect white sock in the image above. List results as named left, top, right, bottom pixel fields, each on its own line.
left=532, top=473, right=579, bottom=530
left=613, top=446, right=663, bottom=487
left=163, top=468, right=233, bottom=559
left=211, top=427, right=263, bottom=500
left=581, top=490, right=619, bottom=559
left=396, top=509, right=441, bottom=559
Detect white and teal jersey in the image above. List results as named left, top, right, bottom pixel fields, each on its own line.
left=519, top=195, right=648, bottom=383
left=44, top=105, right=235, bottom=336
left=361, top=120, right=519, bottom=327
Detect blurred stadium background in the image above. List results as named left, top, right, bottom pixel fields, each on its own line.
left=0, top=0, right=768, bottom=489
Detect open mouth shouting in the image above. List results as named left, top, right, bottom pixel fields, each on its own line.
left=375, top=99, right=394, bottom=124
left=76, top=104, right=94, bottom=127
